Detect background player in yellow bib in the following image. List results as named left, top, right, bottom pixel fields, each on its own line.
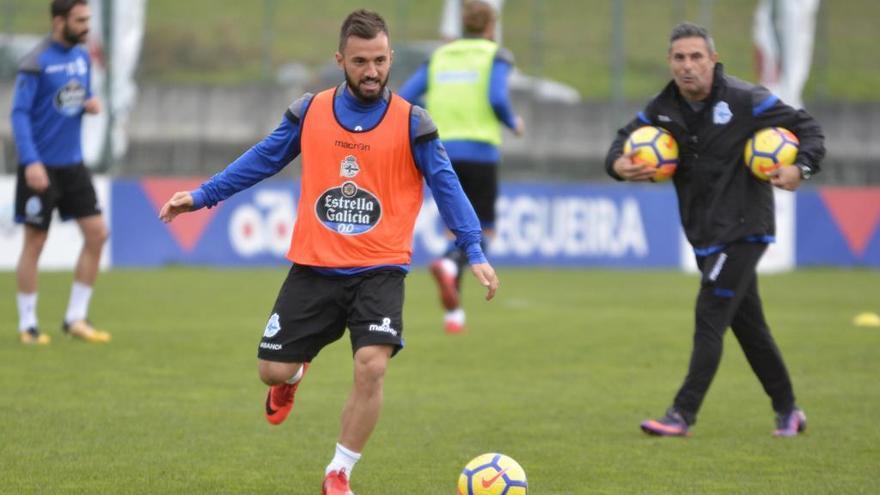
left=399, top=0, right=523, bottom=334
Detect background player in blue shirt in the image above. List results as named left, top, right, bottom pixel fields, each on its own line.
left=11, top=0, right=110, bottom=345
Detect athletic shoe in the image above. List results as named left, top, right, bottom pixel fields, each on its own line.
left=62, top=320, right=111, bottom=343
left=640, top=408, right=691, bottom=437
left=19, top=327, right=50, bottom=345
left=322, top=469, right=354, bottom=495
left=774, top=408, right=807, bottom=437
left=444, top=320, right=465, bottom=334
left=430, top=259, right=460, bottom=310
left=264, top=363, right=309, bottom=425
left=443, top=308, right=466, bottom=334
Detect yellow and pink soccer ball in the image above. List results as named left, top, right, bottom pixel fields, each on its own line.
left=622, top=125, right=678, bottom=182
left=457, top=453, right=527, bottom=495
left=744, top=127, right=799, bottom=180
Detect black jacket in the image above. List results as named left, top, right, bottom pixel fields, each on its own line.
left=605, top=64, right=825, bottom=251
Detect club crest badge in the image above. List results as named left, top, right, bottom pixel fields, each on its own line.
left=263, top=313, right=281, bottom=338
left=713, top=101, right=732, bottom=125
left=54, top=79, right=87, bottom=117
left=340, top=155, right=360, bottom=178
left=25, top=196, right=43, bottom=218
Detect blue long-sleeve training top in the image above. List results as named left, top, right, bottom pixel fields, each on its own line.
left=191, top=84, right=486, bottom=275
left=11, top=36, right=92, bottom=167
left=397, top=48, right=518, bottom=165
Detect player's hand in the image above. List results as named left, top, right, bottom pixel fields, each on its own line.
left=24, top=162, right=49, bottom=192
left=470, top=262, right=499, bottom=301
left=613, top=150, right=655, bottom=181
left=769, top=165, right=801, bottom=191
left=83, top=97, right=101, bottom=115
left=513, top=115, right=525, bottom=137
left=159, top=191, right=194, bottom=223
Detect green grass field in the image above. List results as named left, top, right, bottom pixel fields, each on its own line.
left=1, top=267, right=879, bottom=494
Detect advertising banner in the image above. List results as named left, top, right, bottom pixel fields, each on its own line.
left=0, top=176, right=867, bottom=270
left=0, top=175, right=111, bottom=270
left=797, top=187, right=880, bottom=267
left=111, top=179, right=681, bottom=268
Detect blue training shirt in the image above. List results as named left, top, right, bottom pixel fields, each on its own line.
left=11, top=36, right=92, bottom=167
left=191, top=84, right=486, bottom=275
left=397, top=49, right=518, bottom=165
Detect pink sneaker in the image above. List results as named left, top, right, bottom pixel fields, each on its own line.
left=640, top=408, right=691, bottom=437
left=773, top=408, right=807, bottom=437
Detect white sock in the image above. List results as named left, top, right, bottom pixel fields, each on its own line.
left=325, top=442, right=361, bottom=478
left=444, top=308, right=466, bottom=326
left=285, top=364, right=305, bottom=385
left=17, top=292, right=38, bottom=332
left=440, top=257, right=459, bottom=278
left=65, top=281, right=93, bottom=324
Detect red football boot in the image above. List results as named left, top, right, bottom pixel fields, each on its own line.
left=322, top=469, right=354, bottom=495
left=264, top=363, right=309, bottom=425
left=430, top=259, right=460, bottom=310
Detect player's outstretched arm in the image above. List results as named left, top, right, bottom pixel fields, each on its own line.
left=470, top=262, right=499, bottom=301
left=159, top=191, right=194, bottom=223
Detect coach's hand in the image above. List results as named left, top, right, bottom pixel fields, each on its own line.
left=613, top=150, right=655, bottom=181
left=769, top=165, right=801, bottom=191
left=24, top=162, right=49, bottom=193
left=471, top=262, right=499, bottom=301
left=159, top=191, right=194, bottom=223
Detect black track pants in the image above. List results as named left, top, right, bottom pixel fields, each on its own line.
left=672, top=242, right=796, bottom=424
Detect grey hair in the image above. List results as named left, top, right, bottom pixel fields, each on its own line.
left=668, top=22, right=715, bottom=54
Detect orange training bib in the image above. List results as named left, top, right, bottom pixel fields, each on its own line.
left=287, top=88, right=424, bottom=267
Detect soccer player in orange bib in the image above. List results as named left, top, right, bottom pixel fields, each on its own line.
left=159, top=10, right=498, bottom=495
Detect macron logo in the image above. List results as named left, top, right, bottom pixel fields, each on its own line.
left=368, top=318, right=397, bottom=336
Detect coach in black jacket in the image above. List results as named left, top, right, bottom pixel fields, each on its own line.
left=605, top=22, right=825, bottom=438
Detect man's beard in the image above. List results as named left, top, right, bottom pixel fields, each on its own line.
left=63, top=23, right=88, bottom=45
left=344, top=70, right=389, bottom=103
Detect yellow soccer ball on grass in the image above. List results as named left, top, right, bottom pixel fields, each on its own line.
left=457, top=453, right=528, bottom=495
left=744, top=127, right=799, bottom=180
left=622, top=125, right=679, bottom=182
